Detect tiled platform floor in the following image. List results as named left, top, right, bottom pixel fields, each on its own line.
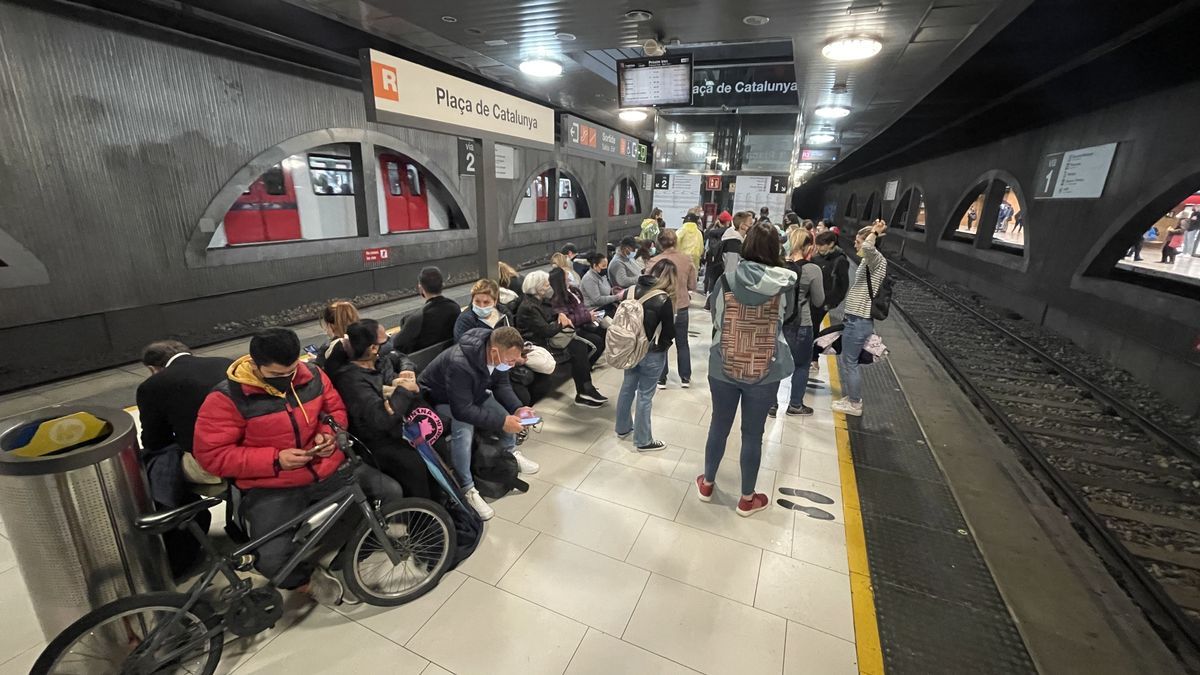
left=0, top=300, right=858, bottom=675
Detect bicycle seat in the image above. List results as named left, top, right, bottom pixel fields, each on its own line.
left=135, top=496, right=223, bottom=535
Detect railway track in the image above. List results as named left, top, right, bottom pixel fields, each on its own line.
left=884, top=258, right=1200, bottom=672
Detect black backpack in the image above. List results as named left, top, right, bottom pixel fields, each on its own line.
left=470, top=431, right=530, bottom=499
left=864, top=267, right=894, bottom=321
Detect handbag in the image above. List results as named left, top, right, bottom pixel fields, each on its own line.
left=522, top=343, right=556, bottom=375
left=547, top=327, right=575, bottom=350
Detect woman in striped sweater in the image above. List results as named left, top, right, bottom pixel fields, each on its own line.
left=832, top=220, right=888, bottom=417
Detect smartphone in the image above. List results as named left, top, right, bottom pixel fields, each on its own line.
left=307, top=440, right=333, bottom=455
left=519, top=416, right=542, bottom=426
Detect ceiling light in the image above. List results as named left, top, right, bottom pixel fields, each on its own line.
left=619, top=109, right=648, bottom=122
left=847, top=2, right=883, bottom=15
left=798, top=162, right=814, bottom=170
left=555, top=32, right=577, bottom=41
left=625, top=9, right=653, bottom=21
left=519, top=58, right=563, bottom=78
left=808, top=133, right=836, bottom=144
left=440, top=15, right=457, bottom=23
left=743, top=15, right=770, bottom=26
left=689, top=145, right=707, bottom=155
left=814, top=105, right=851, bottom=119
left=484, top=39, right=508, bottom=46
left=822, top=35, right=883, bottom=61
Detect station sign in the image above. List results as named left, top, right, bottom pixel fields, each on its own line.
left=494, top=144, right=516, bottom=179
left=363, top=49, right=555, bottom=149
left=884, top=180, right=899, bottom=201
left=457, top=138, right=478, bottom=176
left=1034, top=142, right=1118, bottom=199
left=691, top=63, right=800, bottom=107
left=801, top=148, right=840, bottom=162
left=362, top=247, right=390, bottom=263
left=705, top=175, right=722, bottom=191
left=561, top=114, right=641, bottom=167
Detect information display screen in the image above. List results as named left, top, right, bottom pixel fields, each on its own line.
left=618, top=54, right=693, bottom=108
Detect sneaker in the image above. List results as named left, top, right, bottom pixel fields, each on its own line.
left=512, top=450, right=540, bottom=475
left=786, top=404, right=814, bottom=416
left=574, top=395, right=603, bottom=408
left=767, top=404, right=778, bottom=418
left=636, top=440, right=666, bottom=452
left=657, top=378, right=667, bottom=390
left=464, top=487, right=494, bottom=521
left=809, top=362, right=820, bottom=374
left=831, top=398, right=863, bottom=417
left=579, top=386, right=609, bottom=403
left=616, top=429, right=633, bottom=440
left=307, top=566, right=344, bottom=606
left=737, top=493, right=769, bottom=517
left=695, top=475, right=714, bottom=503
left=680, top=379, right=691, bottom=388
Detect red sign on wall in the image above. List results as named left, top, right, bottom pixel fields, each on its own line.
left=705, top=175, right=722, bottom=191
left=363, top=247, right=390, bottom=263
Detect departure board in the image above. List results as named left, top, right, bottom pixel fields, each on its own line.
left=617, top=54, right=693, bottom=108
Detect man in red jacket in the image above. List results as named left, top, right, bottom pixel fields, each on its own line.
left=194, top=327, right=403, bottom=604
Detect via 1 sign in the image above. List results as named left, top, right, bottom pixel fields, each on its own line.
left=458, top=138, right=478, bottom=175
left=1034, top=142, right=1118, bottom=199
left=363, top=247, right=390, bottom=263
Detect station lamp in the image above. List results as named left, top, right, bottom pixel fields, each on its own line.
left=814, top=105, right=851, bottom=119
left=808, top=132, right=836, bottom=144
left=821, top=35, right=883, bottom=61
left=619, top=109, right=649, bottom=122
left=519, top=58, right=563, bottom=78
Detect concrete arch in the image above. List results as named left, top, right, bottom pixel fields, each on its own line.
left=0, top=226, right=50, bottom=288
left=506, top=158, right=595, bottom=228
left=889, top=185, right=928, bottom=239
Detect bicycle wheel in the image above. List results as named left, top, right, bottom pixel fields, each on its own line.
left=32, top=592, right=223, bottom=675
left=339, top=497, right=455, bottom=606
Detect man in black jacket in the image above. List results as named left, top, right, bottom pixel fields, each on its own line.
left=392, top=266, right=461, bottom=353
left=418, top=326, right=538, bottom=520
left=810, top=231, right=851, bottom=361
left=136, top=340, right=230, bottom=575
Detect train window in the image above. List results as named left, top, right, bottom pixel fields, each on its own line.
left=990, top=184, right=1025, bottom=252
left=262, top=165, right=287, bottom=196
left=406, top=164, right=422, bottom=196
left=385, top=162, right=402, bottom=196
left=308, top=155, right=355, bottom=196
left=556, top=170, right=590, bottom=220
left=609, top=177, right=641, bottom=216
left=1112, top=189, right=1200, bottom=286
left=951, top=185, right=987, bottom=242
left=862, top=193, right=879, bottom=223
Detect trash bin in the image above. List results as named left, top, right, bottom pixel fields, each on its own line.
left=0, top=405, right=172, bottom=640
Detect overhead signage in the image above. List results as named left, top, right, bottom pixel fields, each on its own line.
left=1034, top=142, right=1118, bottom=199
left=457, top=138, right=478, bottom=176
left=884, top=179, right=899, bottom=201
left=769, top=176, right=789, bottom=194
left=363, top=49, right=555, bottom=149
left=653, top=173, right=702, bottom=228
left=362, top=247, right=390, bottom=263
left=733, top=175, right=787, bottom=216
left=618, top=54, right=693, bottom=108
left=561, top=114, right=640, bottom=167
left=494, top=144, right=516, bottom=179
left=691, top=63, right=800, bottom=107
left=801, top=148, right=840, bottom=162
left=705, top=175, right=722, bottom=191
left=637, top=143, right=649, bottom=164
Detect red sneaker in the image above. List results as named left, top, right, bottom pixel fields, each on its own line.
left=737, top=493, right=769, bottom=517
left=695, top=475, right=714, bottom=502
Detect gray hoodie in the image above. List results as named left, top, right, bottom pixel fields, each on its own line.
left=608, top=253, right=642, bottom=289
left=709, top=261, right=798, bottom=385
left=581, top=269, right=621, bottom=309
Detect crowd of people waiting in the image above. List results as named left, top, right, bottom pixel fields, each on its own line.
left=131, top=206, right=888, bottom=605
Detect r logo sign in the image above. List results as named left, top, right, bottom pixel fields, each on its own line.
left=372, top=62, right=399, bottom=102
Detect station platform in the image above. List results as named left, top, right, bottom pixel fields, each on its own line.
left=0, top=292, right=1183, bottom=674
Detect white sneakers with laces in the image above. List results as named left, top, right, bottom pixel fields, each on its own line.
left=831, top=397, right=863, bottom=417
left=464, top=487, right=494, bottom=520
left=512, top=450, right=540, bottom=475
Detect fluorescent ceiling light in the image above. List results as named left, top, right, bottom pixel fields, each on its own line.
left=689, top=145, right=707, bottom=155
left=666, top=132, right=687, bottom=142
left=814, top=105, right=851, bottom=119
left=808, top=133, right=836, bottom=144
left=822, top=36, right=883, bottom=61
left=618, top=109, right=648, bottom=122
left=519, top=58, right=563, bottom=77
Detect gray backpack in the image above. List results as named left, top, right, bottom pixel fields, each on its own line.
left=604, top=289, right=666, bottom=369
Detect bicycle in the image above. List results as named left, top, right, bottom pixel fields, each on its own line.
left=33, top=415, right=456, bottom=675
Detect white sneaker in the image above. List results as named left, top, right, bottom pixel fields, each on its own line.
left=464, top=487, right=494, bottom=520
left=512, top=450, right=540, bottom=474
left=809, top=362, right=820, bottom=374
left=831, top=398, right=863, bottom=417
left=307, top=566, right=344, bottom=606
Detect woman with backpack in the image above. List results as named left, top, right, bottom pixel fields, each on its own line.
left=612, top=259, right=677, bottom=451
left=696, top=222, right=797, bottom=517
left=774, top=229, right=825, bottom=417
left=833, top=220, right=888, bottom=417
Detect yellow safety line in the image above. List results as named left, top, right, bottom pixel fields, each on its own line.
left=827, top=353, right=885, bottom=675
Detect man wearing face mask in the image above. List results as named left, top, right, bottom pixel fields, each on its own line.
left=608, top=236, right=643, bottom=290
left=418, top=326, right=538, bottom=520
left=193, top=327, right=404, bottom=605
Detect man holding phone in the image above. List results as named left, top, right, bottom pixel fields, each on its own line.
left=418, top=326, right=539, bottom=520
left=194, top=327, right=403, bottom=605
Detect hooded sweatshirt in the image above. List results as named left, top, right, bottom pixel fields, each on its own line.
left=193, top=356, right=347, bottom=489
left=677, top=220, right=704, bottom=268
left=709, top=261, right=798, bottom=386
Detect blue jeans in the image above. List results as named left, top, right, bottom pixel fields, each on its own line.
left=783, top=324, right=814, bottom=407
left=616, top=350, right=666, bottom=446
left=704, top=376, right=779, bottom=496
left=839, top=314, right=874, bottom=403
left=436, top=395, right=516, bottom=491
left=660, top=308, right=692, bottom=382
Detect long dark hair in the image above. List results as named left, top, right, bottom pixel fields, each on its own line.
left=548, top=266, right=576, bottom=307
left=741, top=222, right=784, bottom=267
left=324, top=318, right=381, bottom=374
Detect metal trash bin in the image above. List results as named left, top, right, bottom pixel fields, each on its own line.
left=0, top=405, right=172, bottom=640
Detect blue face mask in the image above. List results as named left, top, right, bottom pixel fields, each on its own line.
left=472, top=304, right=494, bottom=318
left=626, top=251, right=637, bottom=261
left=495, top=362, right=513, bottom=372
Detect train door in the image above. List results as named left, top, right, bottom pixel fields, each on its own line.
left=223, top=182, right=267, bottom=245
left=535, top=174, right=550, bottom=221
left=379, top=154, right=410, bottom=232
left=624, top=183, right=636, bottom=215
left=259, top=164, right=301, bottom=241
left=405, top=163, right=430, bottom=230
left=558, top=176, right=577, bottom=220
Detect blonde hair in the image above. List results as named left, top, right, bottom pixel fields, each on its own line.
left=470, top=278, right=499, bottom=302
left=320, top=301, right=359, bottom=337
left=787, top=229, right=812, bottom=261
left=550, top=252, right=572, bottom=273
left=497, top=261, right=519, bottom=286
left=647, top=258, right=679, bottom=303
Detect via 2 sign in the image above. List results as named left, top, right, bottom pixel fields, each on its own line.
left=363, top=247, right=390, bottom=263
